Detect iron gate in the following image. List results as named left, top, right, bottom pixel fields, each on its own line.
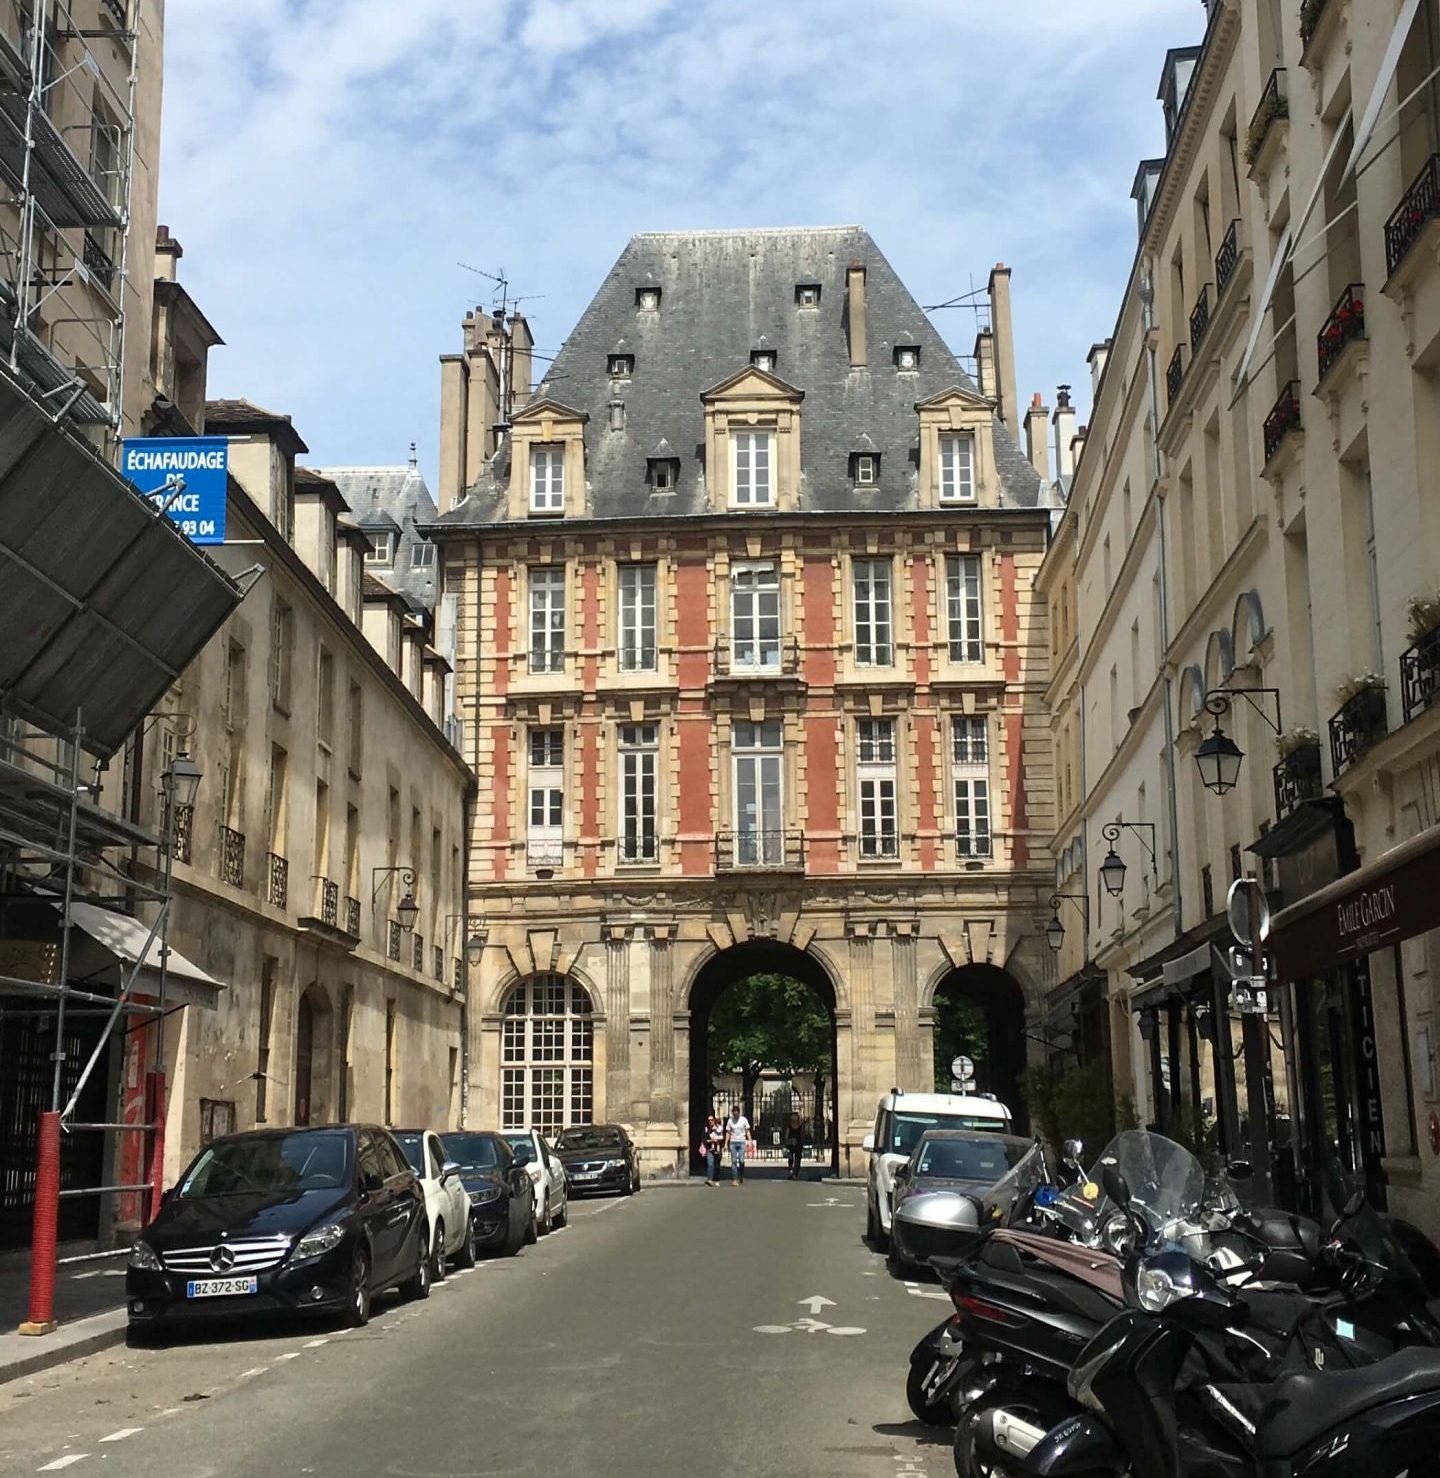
left=750, top=1081, right=833, bottom=1163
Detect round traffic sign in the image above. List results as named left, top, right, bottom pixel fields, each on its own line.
left=951, top=1055, right=974, bottom=1081
left=1226, top=877, right=1271, bottom=945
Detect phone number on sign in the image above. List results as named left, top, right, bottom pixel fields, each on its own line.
left=173, top=520, right=219, bottom=538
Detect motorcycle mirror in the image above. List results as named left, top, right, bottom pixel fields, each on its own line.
left=1101, top=1164, right=1132, bottom=1209
left=1063, top=1138, right=1084, bottom=1162
left=1225, top=1160, right=1254, bottom=1183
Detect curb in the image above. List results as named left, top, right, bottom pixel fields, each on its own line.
left=0, top=1308, right=128, bottom=1387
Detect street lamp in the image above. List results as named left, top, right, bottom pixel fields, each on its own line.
left=372, top=866, right=419, bottom=932
left=1098, top=847, right=1127, bottom=897
left=1046, top=892, right=1088, bottom=953
left=1045, top=913, right=1065, bottom=952
left=161, top=750, right=202, bottom=814
left=466, top=932, right=484, bottom=966
left=1195, top=688, right=1282, bottom=797
left=396, top=889, right=420, bottom=932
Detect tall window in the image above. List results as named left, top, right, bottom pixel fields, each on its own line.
left=619, top=563, right=657, bottom=671
left=857, top=718, right=898, bottom=859
left=256, top=957, right=277, bottom=1123
left=347, top=680, right=363, bottom=777
left=731, top=562, right=781, bottom=670
left=619, top=723, right=658, bottom=863
left=946, top=554, right=984, bottom=663
left=732, top=720, right=784, bottom=864
left=530, top=444, right=565, bottom=513
left=270, top=599, right=293, bottom=711
left=222, top=640, right=246, bottom=731
left=953, top=716, right=992, bottom=859
left=731, top=429, right=773, bottom=506
left=527, top=728, right=564, bottom=870
left=501, top=976, right=594, bottom=1134
left=317, top=648, right=335, bottom=746
left=940, top=434, right=975, bottom=502
left=853, top=558, right=893, bottom=666
left=384, top=1000, right=397, bottom=1125
left=529, top=567, right=566, bottom=673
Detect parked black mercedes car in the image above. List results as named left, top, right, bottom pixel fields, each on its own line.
left=126, top=1124, right=430, bottom=1337
left=552, top=1124, right=641, bottom=1196
left=440, top=1130, right=536, bottom=1255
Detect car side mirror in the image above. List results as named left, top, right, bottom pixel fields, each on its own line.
left=894, top=1165, right=910, bottom=1183
left=1225, top=1159, right=1254, bottom=1183
left=361, top=1170, right=383, bottom=1196
left=862, top=1133, right=876, bottom=1153
left=441, top=1161, right=461, bottom=1183
left=1063, top=1138, right=1084, bottom=1163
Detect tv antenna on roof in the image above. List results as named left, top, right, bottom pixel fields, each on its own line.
left=458, top=262, right=546, bottom=320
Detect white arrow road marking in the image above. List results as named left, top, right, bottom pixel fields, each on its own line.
left=805, top=1198, right=855, bottom=1208
left=100, top=1429, right=141, bottom=1443
left=38, top=1457, right=88, bottom=1471
left=797, top=1295, right=835, bottom=1314
left=903, top=1281, right=950, bottom=1302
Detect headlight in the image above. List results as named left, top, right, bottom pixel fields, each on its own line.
left=605, top=1158, right=626, bottom=1170
left=1135, top=1264, right=1192, bottom=1313
left=292, top=1222, right=346, bottom=1262
left=469, top=1186, right=501, bottom=1206
left=527, top=1164, right=543, bottom=1183
left=128, top=1240, right=162, bottom=1271
left=1100, top=1212, right=1132, bottom=1256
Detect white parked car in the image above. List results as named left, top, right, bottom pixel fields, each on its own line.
left=394, top=1129, right=476, bottom=1276
left=503, top=1130, right=568, bottom=1235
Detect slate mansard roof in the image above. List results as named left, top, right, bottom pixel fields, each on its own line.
left=317, top=464, right=441, bottom=612
left=435, top=227, right=1042, bottom=529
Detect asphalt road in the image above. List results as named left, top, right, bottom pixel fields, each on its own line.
left=0, top=1175, right=955, bottom=1478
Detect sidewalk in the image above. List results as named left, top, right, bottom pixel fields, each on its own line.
left=0, top=1242, right=130, bottom=1384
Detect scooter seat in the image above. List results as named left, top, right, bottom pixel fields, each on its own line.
left=1255, top=1346, right=1440, bottom=1458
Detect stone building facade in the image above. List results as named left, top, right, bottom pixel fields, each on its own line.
left=430, top=228, right=1056, bottom=1175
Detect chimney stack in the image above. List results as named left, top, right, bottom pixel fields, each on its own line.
left=1088, top=340, right=1112, bottom=401
left=973, top=327, right=996, bottom=403
left=1052, top=385, right=1077, bottom=480
left=846, top=262, right=868, bottom=368
left=155, top=224, right=182, bottom=283
left=987, top=264, right=1018, bottom=429
left=1024, top=392, right=1050, bottom=482
left=1072, top=423, right=1088, bottom=471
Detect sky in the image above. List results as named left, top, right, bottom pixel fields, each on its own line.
left=159, top=0, right=1199, bottom=485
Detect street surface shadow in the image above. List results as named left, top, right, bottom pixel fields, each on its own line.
left=124, top=1289, right=413, bottom=1350
left=873, top=1420, right=953, bottom=1448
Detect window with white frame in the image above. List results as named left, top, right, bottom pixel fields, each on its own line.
left=856, top=718, right=898, bottom=859
left=618, top=723, right=658, bottom=863
left=855, top=453, right=877, bottom=485
left=946, top=554, right=984, bottom=663
left=410, top=542, right=436, bottom=569
left=529, top=444, right=565, bottom=513
left=501, top=975, right=593, bottom=1134
left=939, top=433, right=975, bottom=503
left=953, top=716, right=992, bottom=858
left=731, top=429, right=773, bottom=506
left=731, top=562, right=781, bottom=670
left=732, top=720, right=784, bottom=865
left=527, top=727, right=564, bottom=869
left=529, top=567, right=566, bottom=673
left=364, top=530, right=393, bottom=565
left=619, top=563, right=657, bottom=671
left=853, top=558, right=893, bottom=666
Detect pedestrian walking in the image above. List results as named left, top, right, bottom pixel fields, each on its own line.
left=726, top=1104, right=751, bottom=1185
left=700, top=1113, right=724, bottom=1185
left=784, top=1111, right=804, bottom=1180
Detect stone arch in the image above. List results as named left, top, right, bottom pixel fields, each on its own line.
left=294, top=982, right=335, bottom=1127
left=1231, top=589, right=1268, bottom=662
left=1179, top=662, right=1207, bottom=723
left=1204, top=627, right=1235, bottom=692
left=922, top=962, right=1031, bottom=1131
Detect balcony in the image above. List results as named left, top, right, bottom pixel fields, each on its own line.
left=82, top=231, right=116, bottom=295
left=1401, top=634, right=1440, bottom=724
left=715, top=830, right=805, bottom=872
left=1189, top=284, right=1212, bottom=352
left=528, top=647, right=566, bottom=675
left=219, top=825, right=245, bottom=888
left=859, top=832, right=899, bottom=862
left=1299, top=0, right=1331, bottom=51
left=526, top=836, right=564, bottom=870
left=412, top=933, right=424, bottom=972
left=1317, top=284, right=1365, bottom=382
left=453, top=958, right=464, bottom=993
left=315, top=877, right=339, bottom=928
left=345, top=895, right=362, bottom=937
left=1166, top=344, right=1185, bottom=407
left=1245, top=69, right=1288, bottom=169
left=433, top=945, right=444, bottom=982
left=266, top=852, right=288, bottom=910
left=1273, top=741, right=1323, bottom=820
left=102, top=0, right=128, bottom=24
left=387, top=921, right=402, bottom=961
left=1215, top=220, right=1241, bottom=298
left=1385, top=155, right=1440, bottom=279
left=1329, top=685, right=1388, bottom=777
left=1263, top=381, right=1302, bottom=464
left=712, top=638, right=802, bottom=680
left=956, top=830, right=993, bottom=862
left=171, top=803, right=193, bottom=865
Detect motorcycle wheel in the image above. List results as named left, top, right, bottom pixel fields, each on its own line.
left=954, top=1388, right=1109, bottom=1478
left=906, top=1356, right=957, bottom=1426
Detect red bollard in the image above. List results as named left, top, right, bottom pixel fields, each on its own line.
left=20, top=1110, right=60, bottom=1335
left=146, top=1070, right=167, bottom=1224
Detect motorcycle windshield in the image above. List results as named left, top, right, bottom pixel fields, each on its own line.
left=977, top=1140, right=1047, bottom=1224
left=1326, top=1159, right=1433, bottom=1304
left=1080, top=1131, right=1207, bottom=1244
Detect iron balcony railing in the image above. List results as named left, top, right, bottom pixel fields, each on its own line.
left=387, top=921, right=402, bottom=961
left=713, top=638, right=802, bottom=678
left=219, top=825, right=245, bottom=888
left=956, top=830, right=994, bottom=861
left=528, top=647, right=566, bottom=674
left=1263, top=381, right=1302, bottom=463
left=412, top=933, right=424, bottom=971
left=1189, top=284, right=1212, bottom=352
left=1300, top=0, right=1331, bottom=50
left=1385, top=155, right=1440, bottom=278
left=1329, top=686, right=1388, bottom=776
left=453, top=958, right=464, bottom=993
left=313, top=877, right=339, bottom=928
left=101, top=0, right=127, bottom=24
left=433, top=945, right=444, bottom=982
left=618, top=645, right=658, bottom=672
left=1245, top=69, right=1288, bottom=166
left=1166, top=343, right=1185, bottom=407
left=714, top=830, right=805, bottom=871
left=171, top=803, right=193, bottom=865
left=1401, top=635, right=1440, bottom=724
left=1215, top=219, right=1241, bottom=297
left=527, top=836, right=564, bottom=870
left=1317, top=284, right=1365, bottom=380
left=266, top=852, right=288, bottom=910
left=859, top=831, right=899, bottom=861
left=345, top=894, right=361, bottom=937
left=1273, top=741, right=1323, bottom=820
left=82, top=231, right=116, bottom=293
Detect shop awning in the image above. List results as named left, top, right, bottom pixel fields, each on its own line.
left=1270, top=823, right=1440, bottom=981
left=60, top=898, right=225, bottom=1009
left=0, top=366, right=242, bottom=757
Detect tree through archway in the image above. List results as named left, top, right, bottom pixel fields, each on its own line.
left=930, top=965, right=1028, bottom=1131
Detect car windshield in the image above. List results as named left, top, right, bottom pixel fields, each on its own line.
left=503, top=1134, right=533, bottom=1155
left=176, top=1131, right=351, bottom=1198
left=914, top=1137, right=1029, bottom=1181
left=441, top=1133, right=500, bottom=1171
left=889, top=1112, right=1006, bottom=1158
left=555, top=1127, right=622, bottom=1150
left=393, top=1133, right=425, bottom=1174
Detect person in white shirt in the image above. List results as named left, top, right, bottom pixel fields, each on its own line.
left=726, top=1106, right=751, bottom=1185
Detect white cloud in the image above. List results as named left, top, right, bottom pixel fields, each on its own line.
left=159, top=0, right=1197, bottom=476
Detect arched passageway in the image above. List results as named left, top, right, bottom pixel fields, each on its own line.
left=294, top=985, right=334, bottom=1126
left=687, top=941, right=839, bottom=1175
left=929, top=964, right=1029, bottom=1132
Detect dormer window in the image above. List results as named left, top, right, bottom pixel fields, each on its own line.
left=894, top=345, right=920, bottom=371
left=750, top=349, right=777, bottom=373
left=851, top=452, right=878, bottom=486
left=636, top=287, right=661, bottom=312
left=365, top=530, right=393, bottom=565
left=648, top=459, right=675, bottom=491
left=939, top=434, right=975, bottom=503
left=795, top=283, right=821, bottom=307
left=608, top=353, right=634, bottom=379
left=411, top=542, right=436, bottom=569
left=530, top=443, right=565, bottom=514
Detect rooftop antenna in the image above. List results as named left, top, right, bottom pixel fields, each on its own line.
left=457, top=263, right=546, bottom=423
left=408, top=441, right=417, bottom=471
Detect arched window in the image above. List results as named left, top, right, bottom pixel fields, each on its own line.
left=501, top=974, right=594, bottom=1133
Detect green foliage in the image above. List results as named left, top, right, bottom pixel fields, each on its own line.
left=1025, top=1062, right=1130, bottom=1158
left=932, top=994, right=989, bottom=1092
left=708, top=974, right=831, bottom=1081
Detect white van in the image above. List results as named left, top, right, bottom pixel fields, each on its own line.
left=863, top=1090, right=1013, bottom=1249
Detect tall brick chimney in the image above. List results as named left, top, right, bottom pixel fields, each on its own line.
left=987, top=264, right=1018, bottom=429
